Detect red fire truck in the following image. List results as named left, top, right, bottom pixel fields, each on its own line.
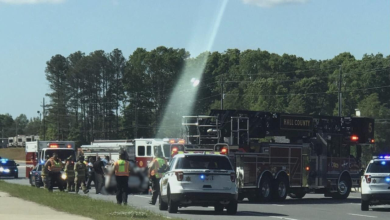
left=25, top=141, right=76, bottom=177
left=181, top=110, right=375, bottom=202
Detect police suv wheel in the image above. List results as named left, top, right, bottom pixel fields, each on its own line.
left=361, top=200, right=369, bottom=211
left=226, top=200, right=238, bottom=215
left=167, top=188, right=178, bottom=213
left=159, top=193, right=168, bottom=211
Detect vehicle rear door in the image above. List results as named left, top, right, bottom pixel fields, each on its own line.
left=176, top=155, right=234, bottom=191
left=366, top=161, right=390, bottom=192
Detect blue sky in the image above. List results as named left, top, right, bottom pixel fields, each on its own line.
left=0, top=0, right=389, bottom=119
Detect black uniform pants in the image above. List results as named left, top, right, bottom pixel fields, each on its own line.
left=94, top=173, right=104, bottom=194
left=116, top=176, right=129, bottom=204
left=48, top=172, right=64, bottom=192
left=87, top=172, right=95, bottom=189
left=151, top=176, right=161, bottom=204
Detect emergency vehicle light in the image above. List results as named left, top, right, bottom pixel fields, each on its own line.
left=220, top=147, right=228, bottom=155
left=351, top=135, right=359, bottom=141
left=382, top=161, right=386, bottom=165
left=169, top=139, right=176, bottom=144
left=371, top=139, right=375, bottom=143
left=200, top=174, right=205, bottom=180
left=49, top=144, right=58, bottom=148
left=67, top=144, right=72, bottom=148
left=378, top=155, right=390, bottom=159
left=177, top=139, right=185, bottom=144
left=305, top=166, right=310, bottom=171
left=386, top=177, right=390, bottom=183
left=172, top=147, right=178, bottom=153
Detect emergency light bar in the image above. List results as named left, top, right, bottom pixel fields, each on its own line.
left=373, top=155, right=390, bottom=159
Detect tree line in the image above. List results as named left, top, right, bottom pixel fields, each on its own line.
left=2, top=47, right=390, bottom=153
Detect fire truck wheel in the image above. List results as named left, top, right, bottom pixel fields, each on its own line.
left=259, top=175, right=273, bottom=202
left=273, top=175, right=289, bottom=201
left=288, top=192, right=306, bottom=199
left=332, top=177, right=351, bottom=200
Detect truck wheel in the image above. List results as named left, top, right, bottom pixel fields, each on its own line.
left=259, top=175, right=272, bottom=202
left=159, top=193, right=168, bottom=211
left=273, top=175, right=289, bottom=201
left=361, top=200, right=369, bottom=211
left=332, top=177, right=351, bottom=200
left=288, top=192, right=306, bottom=199
left=167, top=188, right=178, bottom=213
left=226, top=200, right=238, bottom=215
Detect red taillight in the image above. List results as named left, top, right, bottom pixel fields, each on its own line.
left=175, top=171, right=184, bottom=181
left=221, top=147, right=228, bottom=155
left=171, top=147, right=178, bottom=157
left=371, top=139, right=375, bottom=143
left=365, top=175, right=371, bottom=183
left=305, top=166, right=310, bottom=171
left=351, top=135, right=359, bottom=141
left=230, top=172, right=236, bottom=182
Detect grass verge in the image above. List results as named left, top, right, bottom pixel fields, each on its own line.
left=0, top=180, right=177, bottom=220
left=0, top=148, right=25, bottom=161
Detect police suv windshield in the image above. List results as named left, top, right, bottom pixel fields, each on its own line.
left=367, top=161, right=390, bottom=173
left=176, top=156, right=232, bottom=170
left=1, top=160, right=16, bottom=166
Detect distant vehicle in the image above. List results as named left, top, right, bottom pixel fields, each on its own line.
left=159, top=146, right=238, bottom=215
left=361, top=155, right=390, bottom=211
left=16, top=135, right=26, bottom=147
left=0, top=158, right=19, bottom=178
left=7, top=137, right=15, bottom=147
left=0, top=138, right=8, bottom=148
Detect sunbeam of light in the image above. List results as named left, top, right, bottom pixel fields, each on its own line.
left=156, top=0, right=229, bottom=138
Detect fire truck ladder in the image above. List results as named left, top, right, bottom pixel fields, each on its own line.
left=182, top=116, right=220, bottom=145
left=230, top=117, right=250, bottom=146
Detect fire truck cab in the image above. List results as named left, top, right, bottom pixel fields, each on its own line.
left=25, top=141, right=76, bottom=177
left=181, top=110, right=375, bottom=202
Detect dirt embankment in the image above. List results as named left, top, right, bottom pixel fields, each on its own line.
left=0, top=148, right=25, bottom=161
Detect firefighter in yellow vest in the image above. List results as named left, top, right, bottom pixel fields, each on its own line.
left=114, top=152, right=131, bottom=205
left=41, top=154, right=50, bottom=189
left=64, top=156, right=75, bottom=192
left=74, top=156, right=89, bottom=194
left=148, top=149, right=168, bottom=205
left=45, top=153, right=64, bottom=192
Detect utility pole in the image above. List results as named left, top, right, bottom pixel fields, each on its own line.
left=134, top=92, right=138, bottom=138
left=220, top=75, right=224, bottom=110
left=338, top=65, right=342, bottom=117
left=42, top=98, right=46, bottom=141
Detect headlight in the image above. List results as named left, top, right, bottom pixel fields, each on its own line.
left=0, top=167, right=4, bottom=172
left=4, top=169, right=10, bottom=173
left=61, top=174, right=67, bottom=180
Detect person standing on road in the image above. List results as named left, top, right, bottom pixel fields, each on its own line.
left=41, top=154, right=50, bottom=189
left=86, top=157, right=95, bottom=190
left=64, top=156, right=75, bottom=192
left=114, top=152, right=131, bottom=205
left=74, top=156, right=89, bottom=194
left=93, top=157, right=105, bottom=194
left=148, top=149, right=168, bottom=205
left=45, top=153, right=64, bottom=192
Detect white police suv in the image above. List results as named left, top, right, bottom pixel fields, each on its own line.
left=159, top=153, right=238, bottom=214
left=361, top=155, right=390, bottom=211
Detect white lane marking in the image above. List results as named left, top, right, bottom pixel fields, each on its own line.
left=272, top=204, right=285, bottom=206
left=348, top=213, right=377, bottom=218
left=271, top=217, right=299, bottom=220
left=349, top=196, right=361, bottom=198
left=133, top=195, right=152, bottom=199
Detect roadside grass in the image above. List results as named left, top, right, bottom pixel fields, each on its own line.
left=0, top=180, right=177, bottom=220
left=0, top=148, right=25, bottom=161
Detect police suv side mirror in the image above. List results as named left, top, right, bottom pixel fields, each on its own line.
left=359, top=169, right=364, bottom=176
left=16, top=164, right=19, bottom=166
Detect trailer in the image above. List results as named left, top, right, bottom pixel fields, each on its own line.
left=181, top=110, right=375, bottom=202
left=25, top=141, right=76, bottom=177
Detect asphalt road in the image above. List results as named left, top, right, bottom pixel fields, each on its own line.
left=3, top=178, right=390, bottom=220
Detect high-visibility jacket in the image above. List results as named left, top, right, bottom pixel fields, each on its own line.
left=150, top=158, right=167, bottom=178
left=114, top=160, right=130, bottom=177
left=47, top=158, right=62, bottom=173
left=64, top=162, right=75, bottom=178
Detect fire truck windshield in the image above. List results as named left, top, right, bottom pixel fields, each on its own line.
left=163, top=144, right=171, bottom=158
left=44, top=149, right=75, bottom=161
